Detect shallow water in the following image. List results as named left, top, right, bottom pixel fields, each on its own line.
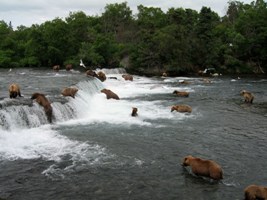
left=0, top=68, right=266, bottom=200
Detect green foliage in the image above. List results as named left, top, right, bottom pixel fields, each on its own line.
left=0, top=1, right=266, bottom=74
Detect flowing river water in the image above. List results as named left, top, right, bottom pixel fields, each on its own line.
left=0, top=68, right=266, bottom=200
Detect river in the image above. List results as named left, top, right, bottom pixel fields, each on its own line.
left=0, top=68, right=266, bottom=200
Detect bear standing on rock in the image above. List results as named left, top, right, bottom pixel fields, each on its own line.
left=182, top=155, right=223, bottom=180
left=61, top=87, right=78, bottom=98
left=31, top=93, right=53, bottom=123
left=244, top=184, right=267, bottom=200
left=9, top=83, right=22, bottom=98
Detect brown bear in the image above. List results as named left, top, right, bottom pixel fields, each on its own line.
left=179, top=80, right=190, bottom=84
left=131, top=107, right=138, bottom=117
left=65, top=64, right=72, bottom=71
left=162, top=72, right=168, bottom=77
left=173, top=90, right=189, bottom=97
left=122, top=74, right=133, bottom=81
left=182, top=155, right=223, bottom=180
left=53, top=65, right=60, bottom=71
left=101, top=89, right=120, bottom=100
left=61, top=87, right=78, bottom=98
left=97, top=71, right=106, bottom=82
left=244, top=184, right=267, bottom=200
left=203, top=78, right=211, bottom=84
left=9, top=83, right=22, bottom=98
left=31, top=93, right=53, bottom=123
left=240, top=90, right=254, bottom=104
left=86, top=70, right=98, bottom=77
left=171, top=105, right=192, bottom=113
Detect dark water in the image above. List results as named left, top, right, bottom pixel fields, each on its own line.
left=0, top=68, right=266, bottom=200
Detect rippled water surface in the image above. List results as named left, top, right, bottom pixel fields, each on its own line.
left=0, top=68, right=266, bottom=200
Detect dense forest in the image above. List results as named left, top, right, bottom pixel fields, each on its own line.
left=0, top=0, right=267, bottom=76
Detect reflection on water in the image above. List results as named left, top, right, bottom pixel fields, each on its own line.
left=0, top=68, right=266, bottom=200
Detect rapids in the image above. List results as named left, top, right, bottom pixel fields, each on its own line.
left=0, top=68, right=266, bottom=200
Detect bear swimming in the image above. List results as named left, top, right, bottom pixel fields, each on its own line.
left=101, top=89, right=120, bottom=100
left=171, top=105, right=192, bottom=113
left=240, top=90, right=254, bottom=104
left=182, top=155, right=223, bottom=180
left=61, top=87, right=78, bottom=98
left=131, top=107, right=138, bottom=117
left=173, top=90, right=189, bottom=97
left=122, top=74, right=133, bottom=81
left=9, top=83, right=22, bottom=98
left=244, top=184, right=267, bottom=200
left=31, top=93, right=53, bottom=123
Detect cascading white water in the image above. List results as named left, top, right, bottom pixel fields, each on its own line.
left=97, top=68, right=126, bottom=75
left=0, top=77, right=104, bottom=130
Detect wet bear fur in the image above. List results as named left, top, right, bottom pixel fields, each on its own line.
left=182, top=155, right=223, bottom=180
left=97, top=71, right=107, bottom=82
left=131, top=107, right=138, bottom=117
left=240, top=90, right=254, bottom=104
left=61, top=87, right=78, bottom=98
left=101, top=89, right=120, bottom=100
left=122, top=74, right=133, bottom=81
left=53, top=65, right=60, bottom=71
left=171, top=105, right=192, bottom=113
left=244, top=185, right=267, bottom=200
left=65, top=64, right=72, bottom=71
left=9, top=83, right=22, bottom=98
left=31, top=93, right=53, bottom=123
left=173, top=90, right=189, bottom=97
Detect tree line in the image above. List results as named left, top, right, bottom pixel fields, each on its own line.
left=0, top=0, right=266, bottom=76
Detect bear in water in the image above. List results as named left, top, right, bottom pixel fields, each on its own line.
left=182, top=155, right=223, bottom=180
left=122, top=74, right=133, bottom=81
left=244, top=184, right=267, bottom=200
left=31, top=93, right=53, bottom=123
left=173, top=90, right=189, bottom=97
left=131, top=107, right=138, bottom=117
left=171, top=105, right=192, bottom=113
left=240, top=90, right=254, bottom=104
left=101, top=89, right=120, bottom=100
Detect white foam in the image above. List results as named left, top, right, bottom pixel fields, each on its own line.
left=56, top=75, right=197, bottom=127
left=0, top=71, right=198, bottom=166
left=0, top=126, right=109, bottom=163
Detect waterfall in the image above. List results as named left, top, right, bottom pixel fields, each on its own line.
left=97, top=68, right=126, bottom=75
left=0, top=77, right=104, bottom=131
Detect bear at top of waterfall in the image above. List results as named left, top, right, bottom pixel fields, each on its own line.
left=173, top=90, right=189, bottom=97
left=244, top=184, right=267, bottom=200
left=65, top=64, right=72, bottom=71
left=182, top=155, right=223, bottom=180
left=61, top=87, right=78, bottom=98
left=31, top=93, right=53, bottom=123
left=9, top=83, right=22, bottom=98
left=53, top=65, right=60, bottom=72
left=101, top=89, right=120, bottom=100
left=97, top=71, right=106, bottom=82
left=171, top=104, right=192, bottom=113
left=240, top=90, right=254, bottom=104
left=131, top=107, right=138, bottom=117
